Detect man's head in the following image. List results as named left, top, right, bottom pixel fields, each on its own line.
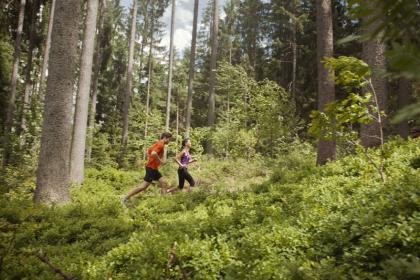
left=160, top=132, right=172, bottom=144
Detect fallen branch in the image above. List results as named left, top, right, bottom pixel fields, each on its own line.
left=36, top=253, right=76, bottom=280
left=167, top=242, right=188, bottom=280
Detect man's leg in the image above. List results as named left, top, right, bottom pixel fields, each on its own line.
left=125, top=180, right=151, bottom=200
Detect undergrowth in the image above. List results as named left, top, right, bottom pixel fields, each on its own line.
left=0, top=139, right=419, bottom=279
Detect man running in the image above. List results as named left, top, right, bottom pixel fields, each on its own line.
left=121, top=132, right=172, bottom=204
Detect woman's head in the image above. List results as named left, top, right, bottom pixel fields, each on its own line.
left=182, top=138, right=191, bottom=148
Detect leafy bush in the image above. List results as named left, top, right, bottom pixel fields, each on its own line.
left=1, top=139, right=419, bottom=279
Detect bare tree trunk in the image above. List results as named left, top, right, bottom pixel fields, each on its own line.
left=87, top=0, right=106, bottom=162
left=396, top=78, right=410, bottom=139
left=20, top=0, right=40, bottom=147
left=120, top=0, right=138, bottom=165
left=361, top=2, right=387, bottom=148
left=144, top=2, right=155, bottom=159
left=39, top=0, right=56, bottom=94
left=206, top=0, right=219, bottom=154
left=2, top=0, right=26, bottom=167
left=35, top=0, right=81, bottom=205
left=70, top=0, right=99, bottom=184
left=137, top=0, right=150, bottom=82
left=315, top=0, right=336, bottom=165
left=176, top=87, right=179, bottom=147
left=185, top=0, right=199, bottom=138
left=165, top=0, right=176, bottom=132
left=290, top=20, right=297, bottom=100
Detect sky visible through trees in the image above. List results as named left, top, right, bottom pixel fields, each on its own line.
left=123, top=0, right=227, bottom=53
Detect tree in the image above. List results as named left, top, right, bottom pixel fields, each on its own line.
left=87, top=0, right=107, bottom=161
left=39, top=0, right=56, bottom=93
left=144, top=0, right=155, bottom=154
left=34, top=0, right=82, bottom=204
left=165, top=0, right=176, bottom=131
left=360, top=2, right=387, bottom=148
left=396, top=78, right=410, bottom=139
left=3, top=0, right=26, bottom=167
left=70, top=0, right=100, bottom=184
left=120, top=0, right=138, bottom=164
left=207, top=0, right=219, bottom=154
left=315, top=0, right=335, bottom=165
left=185, top=0, right=199, bottom=137
left=20, top=0, right=40, bottom=147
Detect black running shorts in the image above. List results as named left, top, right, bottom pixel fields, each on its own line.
left=144, top=167, right=162, bottom=182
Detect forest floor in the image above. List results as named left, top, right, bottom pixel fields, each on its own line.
left=1, top=139, right=419, bottom=279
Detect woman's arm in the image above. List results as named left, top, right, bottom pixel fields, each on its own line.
left=174, top=150, right=185, bottom=167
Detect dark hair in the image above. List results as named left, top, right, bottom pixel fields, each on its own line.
left=182, top=138, right=190, bottom=147
left=161, top=132, right=172, bottom=139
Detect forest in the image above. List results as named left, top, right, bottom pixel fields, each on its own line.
left=0, top=0, right=419, bottom=279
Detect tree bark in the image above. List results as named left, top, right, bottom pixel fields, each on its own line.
left=396, top=78, right=410, bottom=139
left=361, top=2, right=387, bottom=148
left=165, top=0, right=176, bottom=131
left=144, top=1, right=155, bottom=159
left=3, top=0, right=26, bottom=167
left=87, top=0, right=106, bottom=162
left=20, top=0, right=40, bottom=147
left=290, top=18, right=297, bottom=100
left=176, top=87, right=179, bottom=147
left=206, top=0, right=219, bottom=154
left=185, top=0, right=199, bottom=138
left=70, top=0, right=99, bottom=184
left=315, top=0, right=336, bottom=165
left=39, top=0, right=56, bottom=94
left=35, top=0, right=81, bottom=205
left=120, top=0, right=138, bottom=164
left=137, top=0, right=149, bottom=96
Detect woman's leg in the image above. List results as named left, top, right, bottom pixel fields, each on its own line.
left=184, top=169, right=195, bottom=188
left=178, top=168, right=186, bottom=189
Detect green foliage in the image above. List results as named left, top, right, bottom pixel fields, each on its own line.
left=309, top=56, right=378, bottom=142
left=1, top=139, right=419, bottom=279
left=214, top=62, right=298, bottom=158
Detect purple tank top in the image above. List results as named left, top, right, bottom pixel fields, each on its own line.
left=180, top=150, right=191, bottom=166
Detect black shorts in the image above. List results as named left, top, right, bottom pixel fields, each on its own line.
left=144, top=167, right=162, bottom=182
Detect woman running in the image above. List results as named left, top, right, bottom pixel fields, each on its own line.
left=173, top=138, right=197, bottom=192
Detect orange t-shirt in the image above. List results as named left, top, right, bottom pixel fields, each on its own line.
left=146, top=140, right=165, bottom=170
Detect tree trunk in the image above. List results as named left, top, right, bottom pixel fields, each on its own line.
left=35, top=0, right=81, bottom=205
left=20, top=0, right=40, bottom=147
left=165, top=0, right=176, bottom=131
left=120, top=0, right=138, bottom=164
left=315, top=0, right=336, bottom=165
left=87, top=0, right=106, bottom=162
left=206, top=0, right=219, bottom=154
left=137, top=0, right=150, bottom=84
left=2, top=0, right=26, bottom=167
left=361, top=2, right=387, bottom=148
left=70, top=0, right=99, bottom=184
left=396, top=78, right=410, bottom=139
left=176, top=87, right=179, bottom=147
left=39, top=0, right=56, bottom=94
left=144, top=2, right=155, bottom=159
left=185, top=0, right=199, bottom=138
left=290, top=19, right=297, bottom=100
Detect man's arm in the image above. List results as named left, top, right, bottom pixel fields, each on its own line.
left=151, top=150, right=165, bottom=165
